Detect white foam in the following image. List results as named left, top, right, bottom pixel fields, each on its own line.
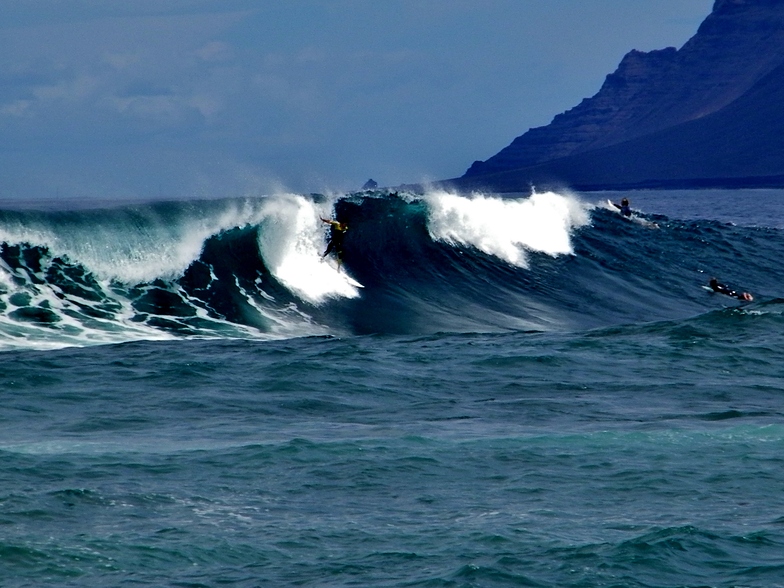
left=255, top=194, right=362, bottom=304
left=425, top=189, right=590, bottom=267
left=0, top=201, right=273, bottom=284
left=0, top=194, right=368, bottom=350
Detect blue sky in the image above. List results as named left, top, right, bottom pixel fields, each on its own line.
left=0, top=0, right=713, bottom=201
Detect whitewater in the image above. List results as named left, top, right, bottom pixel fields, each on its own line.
left=0, top=189, right=596, bottom=350
left=1, top=188, right=783, bottom=588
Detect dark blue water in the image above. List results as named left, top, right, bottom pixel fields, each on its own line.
left=1, top=189, right=783, bottom=587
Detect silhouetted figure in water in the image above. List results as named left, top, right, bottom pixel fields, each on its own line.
left=321, top=217, right=348, bottom=270
left=709, top=277, right=753, bottom=301
left=612, top=197, right=632, bottom=217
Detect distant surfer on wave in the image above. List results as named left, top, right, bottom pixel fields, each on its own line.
left=709, top=277, right=753, bottom=301
left=320, top=217, right=348, bottom=270
left=611, top=197, right=632, bottom=217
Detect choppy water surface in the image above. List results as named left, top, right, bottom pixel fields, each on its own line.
left=1, top=188, right=783, bottom=587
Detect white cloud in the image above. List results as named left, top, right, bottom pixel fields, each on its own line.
left=103, top=52, right=141, bottom=70
left=188, top=94, right=223, bottom=118
left=110, top=94, right=186, bottom=122
left=32, top=74, right=98, bottom=103
left=0, top=0, right=715, bottom=199
left=195, top=41, right=233, bottom=63
left=0, top=99, right=32, bottom=117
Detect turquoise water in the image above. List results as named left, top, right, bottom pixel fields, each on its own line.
left=1, top=189, right=783, bottom=587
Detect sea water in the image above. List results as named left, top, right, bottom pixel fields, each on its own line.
left=1, top=188, right=783, bottom=587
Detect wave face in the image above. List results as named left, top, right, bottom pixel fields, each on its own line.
left=0, top=190, right=780, bottom=350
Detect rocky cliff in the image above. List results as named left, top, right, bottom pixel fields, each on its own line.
left=456, top=0, right=784, bottom=191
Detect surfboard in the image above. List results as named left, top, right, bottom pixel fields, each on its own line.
left=323, top=257, right=364, bottom=288
left=701, top=284, right=753, bottom=301
left=345, top=276, right=364, bottom=289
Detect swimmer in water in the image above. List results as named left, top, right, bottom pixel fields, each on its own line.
left=709, top=277, right=753, bottom=301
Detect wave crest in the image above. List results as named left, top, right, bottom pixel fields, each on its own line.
left=425, top=190, right=590, bottom=267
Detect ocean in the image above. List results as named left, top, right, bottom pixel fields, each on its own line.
left=1, top=187, right=783, bottom=587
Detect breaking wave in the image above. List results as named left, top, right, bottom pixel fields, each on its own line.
left=0, top=189, right=780, bottom=350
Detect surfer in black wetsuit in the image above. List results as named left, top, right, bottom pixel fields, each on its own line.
left=612, top=197, right=632, bottom=217
left=321, top=217, right=348, bottom=269
left=709, top=277, right=753, bottom=301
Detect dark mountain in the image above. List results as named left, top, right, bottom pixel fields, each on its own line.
left=451, top=0, right=784, bottom=192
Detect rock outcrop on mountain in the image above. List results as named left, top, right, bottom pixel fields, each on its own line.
left=453, top=0, right=784, bottom=191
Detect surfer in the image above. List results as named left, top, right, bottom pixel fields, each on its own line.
left=320, top=217, right=348, bottom=269
left=709, top=277, right=753, bottom=301
left=612, top=197, right=632, bottom=217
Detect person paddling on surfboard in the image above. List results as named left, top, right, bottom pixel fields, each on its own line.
left=611, top=197, right=632, bottom=217
left=709, top=277, right=753, bottom=301
left=320, top=217, right=348, bottom=270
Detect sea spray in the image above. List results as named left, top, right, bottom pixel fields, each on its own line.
left=0, top=200, right=269, bottom=284
left=424, top=190, right=590, bottom=267
left=0, top=190, right=778, bottom=350
left=255, top=193, right=362, bottom=304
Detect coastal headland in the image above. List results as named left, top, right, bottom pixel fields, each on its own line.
left=443, top=0, right=784, bottom=192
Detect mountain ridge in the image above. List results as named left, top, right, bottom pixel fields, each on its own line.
left=451, top=0, right=784, bottom=192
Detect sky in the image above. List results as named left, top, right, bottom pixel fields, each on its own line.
left=0, top=0, right=714, bottom=202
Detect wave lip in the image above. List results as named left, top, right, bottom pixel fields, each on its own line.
left=256, top=193, right=362, bottom=305
left=0, top=188, right=781, bottom=349
left=425, top=189, right=590, bottom=267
